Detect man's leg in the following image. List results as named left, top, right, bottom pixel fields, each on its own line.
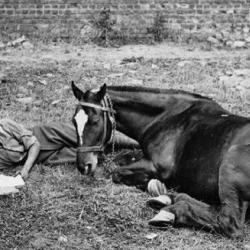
left=113, top=131, right=140, bottom=149
left=42, top=147, right=77, bottom=165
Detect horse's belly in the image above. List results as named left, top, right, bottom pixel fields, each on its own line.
left=177, top=172, right=219, bottom=204
left=174, top=133, right=223, bottom=204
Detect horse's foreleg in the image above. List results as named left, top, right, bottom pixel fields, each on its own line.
left=112, top=157, right=157, bottom=190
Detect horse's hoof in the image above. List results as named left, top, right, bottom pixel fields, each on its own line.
left=146, top=195, right=172, bottom=210
left=148, top=210, right=175, bottom=227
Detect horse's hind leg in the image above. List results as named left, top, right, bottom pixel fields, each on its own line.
left=149, top=192, right=246, bottom=237
left=148, top=145, right=250, bottom=237
left=149, top=193, right=220, bottom=233
left=217, top=144, right=250, bottom=236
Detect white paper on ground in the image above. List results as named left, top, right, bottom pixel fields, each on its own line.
left=0, top=174, right=25, bottom=187
left=0, top=186, right=20, bottom=195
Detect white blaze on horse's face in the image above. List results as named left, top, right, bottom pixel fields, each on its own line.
left=74, top=109, right=88, bottom=146
left=91, top=88, right=100, bottom=93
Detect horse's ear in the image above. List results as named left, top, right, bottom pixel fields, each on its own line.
left=71, top=81, right=84, bottom=100
left=97, top=84, right=106, bottom=101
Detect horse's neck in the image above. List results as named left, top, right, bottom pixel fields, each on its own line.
left=107, top=88, right=210, bottom=142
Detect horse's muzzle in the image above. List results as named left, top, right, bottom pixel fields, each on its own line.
left=76, top=150, right=98, bottom=175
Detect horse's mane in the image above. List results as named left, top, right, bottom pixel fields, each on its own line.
left=107, top=85, right=212, bottom=101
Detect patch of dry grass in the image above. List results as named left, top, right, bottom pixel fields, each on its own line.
left=1, top=46, right=250, bottom=249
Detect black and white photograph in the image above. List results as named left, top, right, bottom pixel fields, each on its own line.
left=1, top=1, right=250, bottom=249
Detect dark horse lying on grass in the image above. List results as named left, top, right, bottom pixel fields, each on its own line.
left=71, top=81, right=250, bottom=237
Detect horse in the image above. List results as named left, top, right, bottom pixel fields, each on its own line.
left=71, top=81, right=250, bottom=237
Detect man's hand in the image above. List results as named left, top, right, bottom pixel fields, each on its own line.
left=20, top=169, right=29, bottom=180
left=19, top=140, right=40, bottom=180
left=15, top=169, right=29, bottom=180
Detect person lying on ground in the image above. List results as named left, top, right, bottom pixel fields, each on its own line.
left=0, top=118, right=139, bottom=179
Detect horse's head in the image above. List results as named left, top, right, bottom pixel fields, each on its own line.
left=71, top=81, right=115, bottom=175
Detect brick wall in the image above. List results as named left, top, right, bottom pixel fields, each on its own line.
left=0, top=0, right=250, bottom=42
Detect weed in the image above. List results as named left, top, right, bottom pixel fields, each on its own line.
left=90, top=7, right=128, bottom=47
left=148, top=13, right=165, bottom=42
left=91, top=8, right=116, bottom=47
left=147, top=14, right=194, bottom=45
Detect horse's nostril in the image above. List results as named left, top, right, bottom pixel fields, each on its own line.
left=85, top=163, right=92, bottom=175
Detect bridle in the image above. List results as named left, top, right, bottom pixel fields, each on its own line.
left=76, top=94, right=116, bottom=154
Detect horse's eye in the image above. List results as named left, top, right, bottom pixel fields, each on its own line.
left=89, top=116, right=99, bottom=125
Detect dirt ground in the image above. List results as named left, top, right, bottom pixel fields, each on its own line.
left=1, top=42, right=250, bottom=250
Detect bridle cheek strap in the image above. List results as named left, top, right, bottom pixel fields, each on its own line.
left=77, top=146, right=104, bottom=153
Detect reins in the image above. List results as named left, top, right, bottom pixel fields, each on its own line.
left=77, top=94, right=116, bottom=154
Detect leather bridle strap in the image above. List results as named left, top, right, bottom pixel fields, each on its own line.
left=78, top=101, right=116, bottom=114
left=77, top=145, right=104, bottom=152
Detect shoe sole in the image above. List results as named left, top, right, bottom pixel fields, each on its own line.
left=148, top=219, right=173, bottom=228
left=146, top=200, right=167, bottom=210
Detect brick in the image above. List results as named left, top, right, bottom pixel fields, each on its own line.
left=30, top=10, right=36, bottom=15
left=64, top=9, right=71, bottom=15
left=196, top=9, right=203, bottom=14
left=22, top=9, right=29, bottom=14
left=6, top=9, right=14, bottom=15
left=52, top=9, right=58, bottom=14
left=44, top=9, right=51, bottom=14
left=37, top=9, right=43, bottom=15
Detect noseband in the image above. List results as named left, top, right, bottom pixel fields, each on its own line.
left=77, top=95, right=116, bottom=153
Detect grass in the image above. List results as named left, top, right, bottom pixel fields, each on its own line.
left=0, top=44, right=250, bottom=249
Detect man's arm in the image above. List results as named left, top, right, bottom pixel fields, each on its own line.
left=20, top=140, right=40, bottom=179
